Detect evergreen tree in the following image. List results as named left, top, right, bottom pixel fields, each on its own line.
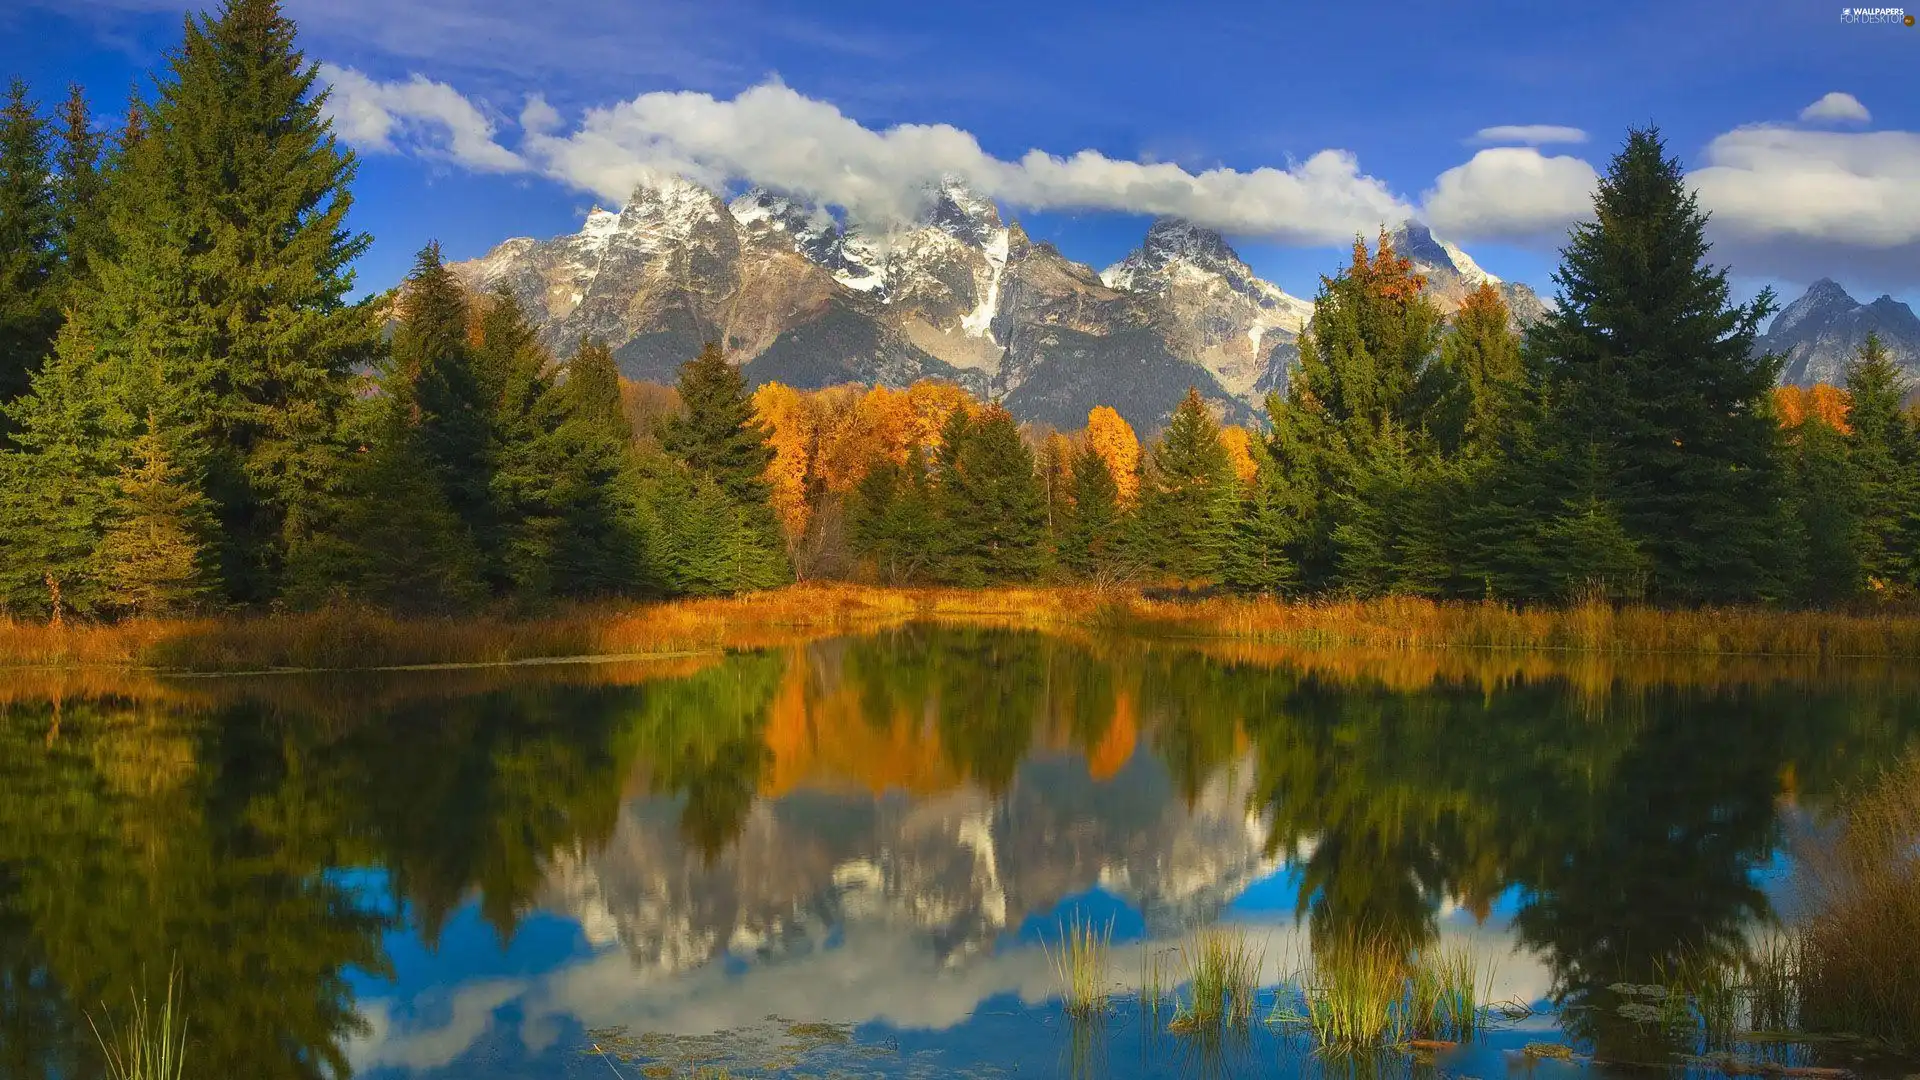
left=662, top=342, right=775, bottom=506
left=1267, top=234, right=1451, bottom=588
left=282, top=396, right=486, bottom=613
left=658, top=341, right=786, bottom=590
left=936, top=405, right=1048, bottom=584
left=1058, top=441, right=1129, bottom=582
left=567, top=337, right=627, bottom=443
left=1842, top=333, right=1919, bottom=591
left=1332, top=429, right=1457, bottom=596
left=95, top=417, right=219, bottom=616
left=641, top=458, right=786, bottom=596
left=0, top=78, right=58, bottom=416
left=1438, top=282, right=1523, bottom=455
left=1524, top=127, right=1782, bottom=603
left=1142, top=388, right=1236, bottom=580
left=51, top=84, right=107, bottom=292
left=849, top=446, right=942, bottom=585
left=393, top=244, right=491, bottom=540
left=1779, top=411, right=1861, bottom=606
left=1218, top=438, right=1300, bottom=595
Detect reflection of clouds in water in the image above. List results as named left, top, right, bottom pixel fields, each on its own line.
left=344, top=903, right=1561, bottom=1071
left=346, top=979, right=523, bottom=1072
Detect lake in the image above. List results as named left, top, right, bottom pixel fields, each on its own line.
left=3, top=625, right=1917, bottom=1079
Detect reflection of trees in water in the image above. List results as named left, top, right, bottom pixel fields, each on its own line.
left=2, top=634, right=1917, bottom=1076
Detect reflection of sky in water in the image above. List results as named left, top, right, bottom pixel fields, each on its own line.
left=345, top=859, right=1566, bottom=1076
left=344, top=829, right=1821, bottom=1078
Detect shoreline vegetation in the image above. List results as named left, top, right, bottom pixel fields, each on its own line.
left=6, top=584, right=1920, bottom=675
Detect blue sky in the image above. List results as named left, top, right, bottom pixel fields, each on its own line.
left=4, top=0, right=1918, bottom=309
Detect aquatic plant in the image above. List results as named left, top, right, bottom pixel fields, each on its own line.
left=1298, top=933, right=1410, bottom=1052
left=1045, top=914, right=1115, bottom=1017
left=1793, top=751, right=1920, bottom=1051
left=1408, top=943, right=1491, bottom=1041
left=1171, top=925, right=1263, bottom=1032
left=87, top=970, right=188, bottom=1080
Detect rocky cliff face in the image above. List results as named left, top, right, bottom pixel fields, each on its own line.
left=1758, top=278, right=1920, bottom=386
left=1387, top=222, right=1552, bottom=328
left=450, top=177, right=1547, bottom=430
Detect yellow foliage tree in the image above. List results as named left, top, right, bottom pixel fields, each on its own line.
left=752, top=382, right=819, bottom=542
left=1084, top=406, right=1141, bottom=506
left=1219, top=425, right=1258, bottom=486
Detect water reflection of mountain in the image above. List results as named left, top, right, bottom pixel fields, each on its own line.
left=539, top=751, right=1276, bottom=975
left=4, top=626, right=1920, bottom=1079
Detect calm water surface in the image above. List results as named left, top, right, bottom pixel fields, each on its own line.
left=3, top=626, right=1918, bottom=1079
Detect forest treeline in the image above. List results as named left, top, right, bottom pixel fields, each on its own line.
left=3, top=0, right=1917, bottom=621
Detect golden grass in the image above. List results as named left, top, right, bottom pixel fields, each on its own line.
left=88, top=970, right=188, bottom=1080
left=1792, top=752, right=1920, bottom=1051
left=1170, top=925, right=1263, bottom=1032
left=1045, top=915, right=1115, bottom=1018
left=1292, top=933, right=1411, bottom=1052
left=5, top=584, right=1920, bottom=675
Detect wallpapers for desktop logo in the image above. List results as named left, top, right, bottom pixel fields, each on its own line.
left=1839, top=5, right=1914, bottom=23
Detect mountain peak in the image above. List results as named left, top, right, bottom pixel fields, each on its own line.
left=921, top=176, right=1002, bottom=244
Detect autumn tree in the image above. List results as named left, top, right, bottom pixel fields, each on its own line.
left=1084, top=405, right=1141, bottom=506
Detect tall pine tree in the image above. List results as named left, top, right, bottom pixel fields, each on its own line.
left=935, top=405, right=1048, bottom=585
left=657, top=342, right=787, bottom=591
left=1142, top=388, right=1236, bottom=581
left=52, top=85, right=108, bottom=294
left=1843, top=333, right=1919, bottom=592
left=95, top=415, right=219, bottom=616
left=0, top=78, right=58, bottom=418
left=1524, top=127, right=1782, bottom=603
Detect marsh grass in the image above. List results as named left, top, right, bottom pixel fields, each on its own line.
left=1792, top=752, right=1920, bottom=1051
left=11, top=584, right=1920, bottom=674
left=1297, top=934, right=1411, bottom=1053
left=1045, top=914, right=1115, bottom=1017
left=87, top=970, right=187, bottom=1080
left=1140, top=945, right=1173, bottom=1025
left=1407, top=943, right=1492, bottom=1041
left=1170, top=926, right=1263, bottom=1032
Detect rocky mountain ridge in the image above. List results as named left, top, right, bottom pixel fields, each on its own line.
left=1759, top=277, right=1920, bottom=386
left=450, top=175, right=1547, bottom=430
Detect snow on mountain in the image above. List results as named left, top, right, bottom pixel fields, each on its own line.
left=448, top=176, right=1559, bottom=429
left=1389, top=221, right=1550, bottom=325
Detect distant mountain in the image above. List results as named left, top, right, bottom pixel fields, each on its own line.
left=449, top=177, right=1547, bottom=431
left=1758, top=278, right=1920, bottom=386
left=1387, top=222, right=1552, bottom=327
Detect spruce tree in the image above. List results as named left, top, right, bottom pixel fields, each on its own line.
left=51, top=84, right=107, bottom=292
left=1843, top=333, right=1919, bottom=591
left=937, top=405, right=1048, bottom=584
left=393, top=244, right=491, bottom=541
left=1438, top=282, right=1523, bottom=455
left=1525, top=127, right=1782, bottom=603
left=0, top=78, right=58, bottom=416
left=1779, top=412, right=1861, bottom=605
left=42, top=0, right=382, bottom=602
left=95, top=418, right=219, bottom=616
left=1218, top=437, right=1300, bottom=595
left=1142, top=388, right=1235, bottom=580
left=1267, top=234, right=1450, bottom=588
left=568, top=338, right=628, bottom=443
left=662, top=342, right=775, bottom=506
left=1058, top=441, right=1127, bottom=582
left=849, top=446, right=942, bottom=585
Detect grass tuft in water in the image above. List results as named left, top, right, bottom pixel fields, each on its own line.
left=1298, top=933, right=1410, bottom=1052
left=87, top=970, right=187, bottom=1080
left=1171, top=926, right=1263, bottom=1032
left=1408, top=943, right=1492, bottom=1041
left=1045, top=914, right=1115, bottom=1018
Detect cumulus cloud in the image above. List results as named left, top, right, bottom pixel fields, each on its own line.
left=521, top=82, right=1413, bottom=242
left=1421, top=147, right=1600, bottom=241
left=319, top=64, right=523, bottom=172
left=1690, top=125, right=1920, bottom=283
left=1798, top=92, right=1871, bottom=126
left=1470, top=124, right=1589, bottom=146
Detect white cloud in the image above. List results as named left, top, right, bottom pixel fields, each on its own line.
left=1798, top=92, right=1871, bottom=126
left=1470, top=125, right=1589, bottom=146
left=520, top=82, right=1412, bottom=242
left=1689, top=125, right=1920, bottom=283
left=319, top=64, right=523, bottom=173
left=1421, top=147, right=1600, bottom=242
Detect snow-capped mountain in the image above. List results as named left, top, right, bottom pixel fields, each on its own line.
left=449, top=176, right=1548, bottom=430
left=1759, top=278, right=1920, bottom=386
left=1388, top=222, right=1551, bottom=326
